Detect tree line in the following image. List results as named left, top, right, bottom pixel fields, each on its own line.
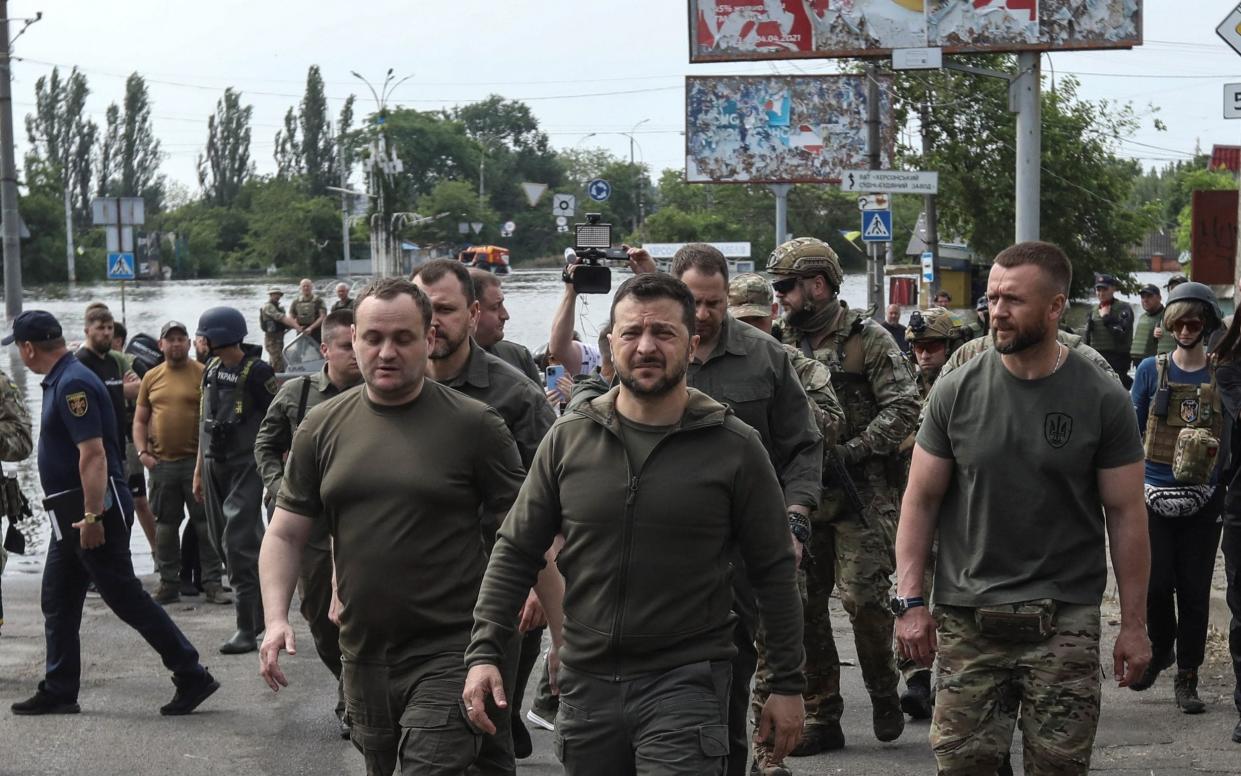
left=11, top=59, right=1235, bottom=299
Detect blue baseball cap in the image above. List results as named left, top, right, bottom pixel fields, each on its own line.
left=2, top=310, right=64, bottom=346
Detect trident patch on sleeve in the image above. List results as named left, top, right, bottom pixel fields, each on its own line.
left=66, top=391, right=89, bottom=417
left=264, top=377, right=279, bottom=395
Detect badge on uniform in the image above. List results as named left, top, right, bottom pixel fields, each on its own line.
left=264, top=377, right=278, bottom=395
left=66, top=391, right=88, bottom=417
left=1044, top=412, right=1072, bottom=449
left=1179, top=398, right=1199, bottom=424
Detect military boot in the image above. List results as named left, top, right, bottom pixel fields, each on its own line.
left=750, top=740, right=793, bottom=776
left=219, top=598, right=258, bottom=654
left=788, top=721, right=844, bottom=756
left=1174, top=670, right=1206, bottom=714
left=900, top=671, right=933, bottom=720
left=872, top=692, right=905, bottom=741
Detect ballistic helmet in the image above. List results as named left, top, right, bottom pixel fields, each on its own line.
left=195, top=306, right=247, bottom=348
left=905, top=306, right=963, bottom=343
left=1164, top=281, right=1222, bottom=329
left=766, top=237, right=844, bottom=291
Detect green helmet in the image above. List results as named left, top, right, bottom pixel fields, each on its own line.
left=766, top=237, right=843, bottom=291
left=1164, top=281, right=1222, bottom=329
left=905, top=306, right=964, bottom=343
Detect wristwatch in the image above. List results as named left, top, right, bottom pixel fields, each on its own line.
left=889, top=596, right=925, bottom=617
left=786, top=511, right=811, bottom=544
left=82, top=511, right=100, bottom=525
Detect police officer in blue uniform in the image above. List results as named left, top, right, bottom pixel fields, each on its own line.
left=192, top=307, right=277, bottom=654
left=6, top=311, right=218, bottom=716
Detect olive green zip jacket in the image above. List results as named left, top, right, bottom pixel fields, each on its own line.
left=466, top=386, right=806, bottom=694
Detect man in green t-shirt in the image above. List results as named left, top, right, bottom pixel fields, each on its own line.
left=895, top=241, right=1152, bottom=775
left=258, top=277, right=526, bottom=776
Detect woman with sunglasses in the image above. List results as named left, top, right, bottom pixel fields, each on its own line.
left=1130, top=281, right=1227, bottom=717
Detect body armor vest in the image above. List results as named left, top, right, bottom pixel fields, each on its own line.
left=785, top=311, right=880, bottom=443
left=1144, top=354, right=1222, bottom=468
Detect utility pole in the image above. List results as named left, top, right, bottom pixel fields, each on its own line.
left=64, top=186, right=75, bottom=283
left=0, top=1, right=21, bottom=318
left=1014, top=51, right=1041, bottom=243
left=921, top=92, right=940, bottom=300
left=865, top=63, right=883, bottom=319
left=770, top=184, right=790, bottom=246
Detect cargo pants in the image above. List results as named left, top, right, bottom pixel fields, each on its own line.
left=299, top=529, right=343, bottom=716
left=930, top=604, right=1102, bottom=776
left=265, top=334, right=286, bottom=373
left=201, top=454, right=265, bottom=605
left=151, top=457, right=223, bottom=588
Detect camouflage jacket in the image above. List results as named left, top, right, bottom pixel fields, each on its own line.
left=784, top=344, right=845, bottom=449
left=0, top=369, right=31, bottom=462
left=781, top=304, right=920, bottom=460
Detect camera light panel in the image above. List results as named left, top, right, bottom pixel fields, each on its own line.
left=575, top=223, right=611, bottom=249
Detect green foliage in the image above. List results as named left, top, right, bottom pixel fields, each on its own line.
left=1172, top=167, right=1238, bottom=253
left=410, top=180, right=497, bottom=246
left=242, top=178, right=339, bottom=274
left=198, top=88, right=254, bottom=207
left=273, top=66, right=339, bottom=196
left=25, top=66, right=96, bottom=222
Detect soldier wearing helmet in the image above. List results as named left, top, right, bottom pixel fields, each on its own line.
left=905, top=307, right=966, bottom=397
left=193, top=306, right=278, bottom=655
left=766, top=237, right=921, bottom=753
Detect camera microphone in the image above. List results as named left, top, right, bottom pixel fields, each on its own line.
left=564, top=247, right=578, bottom=264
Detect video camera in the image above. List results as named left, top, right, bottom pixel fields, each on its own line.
left=564, top=214, right=629, bottom=294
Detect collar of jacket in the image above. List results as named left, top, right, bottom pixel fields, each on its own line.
left=573, top=384, right=732, bottom=436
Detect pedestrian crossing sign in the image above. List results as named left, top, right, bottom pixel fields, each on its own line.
left=861, top=211, right=892, bottom=243
left=107, top=252, right=135, bottom=280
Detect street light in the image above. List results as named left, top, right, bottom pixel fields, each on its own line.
left=350, top=69, right=413, bottom=277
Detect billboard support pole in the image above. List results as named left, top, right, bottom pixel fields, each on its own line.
left=0, top=1, right=22, bottom=320
left=921, top=93, right=940, bottom=300
left=770, top=184, right=791, bottom=249
left=1014, top=51, right=1041, bottom=243
left=866, top=64, right=883, bottom=319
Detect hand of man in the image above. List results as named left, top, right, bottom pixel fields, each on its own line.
left=328, top=587, right=343, bottom=627
left=192, top=470, right=204, bottom=504
left=259, top=620, right=297, bottom=692
left=623, top=245, right=657, bottom=275
left=518, top=589, right=547, bottom=632
left=756, top=693, right=805, bottom=762
left=139, top=451, right=156, bottom=472
left=1153, top=326, right=1163, bottom=339
left=74, top=520, right=105, bottom=550
left=547, top=642, right=561, bottom=696
left=462, top=664, right=508, bottom=735
left=791, top=536, right=803, bottom=567
left=895, top=607, right=938, bottom=668
left=834, top=441, right=864, bottom=467
left=1113, top=622, right=1152, bottom=687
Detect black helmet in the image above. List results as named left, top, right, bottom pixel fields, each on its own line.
left=195, top=306, right=248, bottom=348
left=1164, top=281, right=1222, bottom=328
left=975, top=295, right=989, bottom=312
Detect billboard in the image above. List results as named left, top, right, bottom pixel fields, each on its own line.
left=1190, top=190, right=1237, bottom=286
left=689, top=0, right=1141, bottom=62
left=686, top=75, right=892, bottom=184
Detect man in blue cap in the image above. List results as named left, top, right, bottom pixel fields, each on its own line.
left=6, top=310, right=218, bottom=716
left=1084, top=272, right=1135, bottom=388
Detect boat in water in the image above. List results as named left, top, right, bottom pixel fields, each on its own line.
left=458, top=245, right=512, bottom=275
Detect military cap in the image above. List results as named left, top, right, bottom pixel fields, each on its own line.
left=1094, top=273, right=1118, bottom=288
left=267, top=286, right=284, bottom=296
left=766, top=237, right=844, bottom=290
left=905, top=306, right=963, bottom=343
left=1165, top=274, right=1188, bottom=291
left=728, top=273, right=774, bottom=319
left=1138, top=284, right=1160, bottom=297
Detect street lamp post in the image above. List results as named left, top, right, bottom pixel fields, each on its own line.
left=351, top=69, right=411, bottom=277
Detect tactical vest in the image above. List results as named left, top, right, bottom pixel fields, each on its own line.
left=202, top=355, right=260, bottom=423
left=788, top=313, right=880, bottom=444
left=261, top=302, right=289, bottom=335
left=1086, top=306, right=1117, bottom=353
left=1144, top=354, right=1223, bottom=467
left=290, top=297, right=320, bottom=326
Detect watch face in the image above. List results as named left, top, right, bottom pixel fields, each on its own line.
left=889, top=597, right=905, bottom=616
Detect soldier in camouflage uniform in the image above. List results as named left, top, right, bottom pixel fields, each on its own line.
left=290, top=278, right=328, bottom=344
left=767, top=238, right=922, bottom=756
left=259, top=287, right=295, bottom=372
left=0, top=368, right=32, bottom=631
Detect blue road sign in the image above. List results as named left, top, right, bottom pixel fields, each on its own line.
left=921, top=250, right=935, bottom=282
left=107, top=252, right=135, bottom=280
left=587, top=178, right=612, bottom=202
left=861, top=210, right=892, bottom=243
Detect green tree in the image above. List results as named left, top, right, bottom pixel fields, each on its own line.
left=24, top=66, right=96, bottom=221
left=198, top=88, right=254, bottom=207
left=1172, top=167, right=1238, bottom=253
left=273, top=66, right=338, bottom=196
left=242, top=177, right=339, bottom=273
left=410, top=179, right=497, bottom=246
left=117, top=74, right=164, bottom=209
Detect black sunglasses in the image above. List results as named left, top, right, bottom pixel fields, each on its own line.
left=771, top=277, right=798, bottom=294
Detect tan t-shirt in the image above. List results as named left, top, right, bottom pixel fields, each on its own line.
left=136, top=360, right=206, bottom=461
left=278, top=379, right=525, bottom=663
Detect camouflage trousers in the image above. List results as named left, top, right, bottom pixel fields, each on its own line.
left=752, top=476, right=900, bottom=728
left=265, top=334, right=285, bottom=372
left=931, top=604, right=1102, bottom=776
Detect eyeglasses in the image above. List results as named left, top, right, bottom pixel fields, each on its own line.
left=911, top=340, right=946, bottom=353
left=1169, top=319, right=1204, bottom=333
left=771, top=277, right=797, bottom=294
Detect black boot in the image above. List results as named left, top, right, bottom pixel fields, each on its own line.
left=219, top=598, right=258, bottom=654
left=1174, top=670, right=1206, bottom=714
left=901, top=671, right=934, bottom=720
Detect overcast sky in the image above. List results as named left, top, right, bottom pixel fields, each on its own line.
left=8, top=0, right=1238, bottom=195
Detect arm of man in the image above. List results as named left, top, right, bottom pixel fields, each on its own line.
left=732, top=433, right=805, bottom=763
left=132, top=404, right=155, bottom=469
left=122, top=368, right=140, bottom=401
left=549, top=273, right=585, bottom=375
left=894, top=444, right=954, bottom=667
left=74, top=437, right=108, bottom=549
left=852, top=327, right=921, bottom=459
left=1100, top=460, right=1151, bottom=687
left=307, top=300, right=327, bottom=334
left=0, top=375, right=33, bottom=461
left=258, top=507, right=315, bottom=691
left=768, top=348, right=823, bottom=510
left=249, top=360, right=279, bottom=415
left=254, top=381, right=297, bottom=497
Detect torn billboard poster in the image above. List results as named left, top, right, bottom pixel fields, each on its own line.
left=689, top=0, right=1141, bottom=61
left=685, top=75, right=893, bottom=184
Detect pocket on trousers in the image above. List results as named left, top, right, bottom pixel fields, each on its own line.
left=399, top=704, right=454, bottom=730
left=698, top=724, right=729, bottom=757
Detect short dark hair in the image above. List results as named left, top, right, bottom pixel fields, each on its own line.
left=322, top=309, right=354, bottom=343
left=84, top=305, right=113, bottom=327
left=670, top=243, right=728, bottom=282
left=112, top=321, right=127, bottom=342
left=609, top=274, right=696, bottom=335
left=469, top=267, right=502, bottom=301
left=412, top=259, right=475, bottom=305
left=356, top=277, right=433, bottom=333
left=597, top=319, right=611, bottom=366
left=32, top=337, right=66, bottom=353
left=993, top=241, right=1073, bottom=296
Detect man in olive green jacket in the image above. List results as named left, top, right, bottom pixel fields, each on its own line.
left=464, top=273, right=805, bottom=776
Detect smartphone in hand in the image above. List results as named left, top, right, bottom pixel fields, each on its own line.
left=546, top=365, right=567, bottom=400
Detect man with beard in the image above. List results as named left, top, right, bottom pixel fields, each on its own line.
left=254, top=308, right=363, bottom=739
left=1084, top=273, right=1135, bottom=388
left=768, top=237, right=921, bottom=759
left=463, top=272, right=806, bottom=776
left=470, top=269, right=541, bottom=385
left=414, top=259, right=556, bottom=766
left=896, top=241, right=1151, bottom=775
left=259, top=277, right=525, bottom=776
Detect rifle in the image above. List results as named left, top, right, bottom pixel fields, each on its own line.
left=823, top=446, right=868, bottom=529
left=2, top=475, right=30, bottom=554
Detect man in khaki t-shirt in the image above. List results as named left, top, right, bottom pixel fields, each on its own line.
left=259, top=278, right=525, bottom=776
left=133, top=321, right=226, bottom=604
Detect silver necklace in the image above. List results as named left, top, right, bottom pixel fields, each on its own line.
left=1050, top=343, right=1066, bottom=375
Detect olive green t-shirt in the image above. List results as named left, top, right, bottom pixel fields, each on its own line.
left=917, top=347, right=1143, bottom=607
left=617, top=414, right=675, bottom=472
left=277, top=379, right=525, bottom=663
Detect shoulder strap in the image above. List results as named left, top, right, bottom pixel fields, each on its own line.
left=1155, top=353, right=1169, bottom=389
left=296, top=377, right=312, bottom=426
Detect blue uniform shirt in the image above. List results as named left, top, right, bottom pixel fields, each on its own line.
left=38, top=352, right=125, bottom=495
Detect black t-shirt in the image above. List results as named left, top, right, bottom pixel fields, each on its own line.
left=76, top=347, right=130, bottom=442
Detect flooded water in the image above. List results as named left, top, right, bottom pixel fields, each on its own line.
left=0, top=268, right=1185, bottom=578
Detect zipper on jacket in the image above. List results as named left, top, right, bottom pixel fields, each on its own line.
left=609, top=474, right=640, bottom=682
